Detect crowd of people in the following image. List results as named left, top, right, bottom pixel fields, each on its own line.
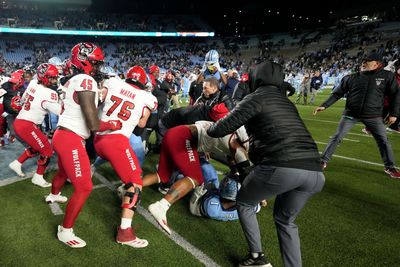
left=0, top=5, right=208, bottom=32
left=1, top=11, right=400, bottom=265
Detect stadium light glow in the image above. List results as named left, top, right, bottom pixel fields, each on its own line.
left=0, top=27, right=215, bottom=37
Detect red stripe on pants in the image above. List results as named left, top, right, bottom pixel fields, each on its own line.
left=51, top=129, right=92, bottom=228
left=157, top=125, right=203, bottom=184
left=94, top=134, right=142, bottom=185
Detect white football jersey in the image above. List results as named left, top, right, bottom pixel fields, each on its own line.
left=195, top=120, right=249, bottom=157
left=97, top=77, right=158, bottom=138
left=57, top=74, right=98, bottom=139
left=17, top=79, right=60, bottom=125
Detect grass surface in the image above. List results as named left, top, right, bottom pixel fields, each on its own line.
left=0, top=90, right=399, bottom=267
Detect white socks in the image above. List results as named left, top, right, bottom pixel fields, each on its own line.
left=159, top=198, right=171, bottom=211
left=120, top=218, right=132, bottom=229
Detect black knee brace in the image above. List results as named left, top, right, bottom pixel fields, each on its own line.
left=37, top=155, right=50, bottom=167
left=121, top=183, right=141, bottom=211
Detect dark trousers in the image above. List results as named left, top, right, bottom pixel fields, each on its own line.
left=321, top=116, right=396, bottom=168
left=237, top=165, right=325, bottom=267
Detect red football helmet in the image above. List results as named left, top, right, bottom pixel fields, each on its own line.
left=37, top=63, right=59, bottom=87
left=126, top=65, right=147, bottom=87
left=149, top=65, right=160, bottom=74
left=9, top=69, right=25, bottom=87
left=62, top=58, right=72, bottom=76
left=71, top=42, right=104, bottom=76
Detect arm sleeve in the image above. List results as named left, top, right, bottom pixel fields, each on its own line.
left=207, top=94, right=262, bottom=138
left=321, top=75, right=351, bottom=108
left=42, top=101, right=62, bottom=115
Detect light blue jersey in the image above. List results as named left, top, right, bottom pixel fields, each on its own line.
left=202, top=194, right=239, bottom=221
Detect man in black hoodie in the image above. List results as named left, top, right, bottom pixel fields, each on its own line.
left=314, top=52, right=400, bottom=178
left=207, top=61, right=325, bottom=267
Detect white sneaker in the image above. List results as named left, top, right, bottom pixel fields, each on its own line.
left=57, top=225, right=86, bottom=248
left=148, top=201, right=171, bottom=235
left=31, top=173, right=51, bottom=188
left=9, top=160, right=25, bottom=177
left=45, top=192, right=68, bottom=203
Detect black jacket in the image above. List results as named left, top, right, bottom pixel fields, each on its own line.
left=321, top=68, right=400, bottom=118
left=207, top=61, right=321, bottom=171
left=232, top=81, right=250, bottom=104
left=195, top=90, right=234, bottom=111
left=161, top=105, right=211, bottom=129
left=1, top=82, right=25, bottom=115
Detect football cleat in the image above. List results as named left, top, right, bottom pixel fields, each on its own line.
left=158, top=183, right=170, bottom=195
left=116, top=227, right=148, bottom=248
left=45, top=192, right=68, bottom=203
left=148, top=201, right=171, bottom=235
left=57, top=225, right=86, bottom=248
left=31, top=173, right=51, bottom=188
left=9, top=160, right=25, bottom=177
left=384, top=167, right=400, bottom=179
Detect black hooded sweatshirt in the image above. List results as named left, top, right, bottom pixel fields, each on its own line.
left=207, top=61, right=321, bottom=171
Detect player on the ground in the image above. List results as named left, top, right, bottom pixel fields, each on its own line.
left=8, top=64, right=61, bottom=187
left=142, top=120, right=249, bottom=234
left=45, top=42, right=122, bottom=248
left=94, top=65, right=157, bottom=248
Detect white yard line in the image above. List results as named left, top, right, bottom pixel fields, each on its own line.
left=48, top=203, right=64, bottom=215
left=316, top=141, right=328, bottom=145
left=0, top=163, right=56, bottom=187
left=302, top=118, right=364, bottom=126
left=92, top=172, right=221, bottom=267
left=342, top=138, right=360, bottom=143
left=348, top=132, right=373, bottom=138
left=47, top=180, right=122, bottom=216
left=331, top=154, right=388, bottom=167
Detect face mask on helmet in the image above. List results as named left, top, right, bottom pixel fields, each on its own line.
left=206, top=62, right=218, bottom=74
left=37, top=63, right=59, bottom=87
left=9, top=70, right=25, bottom=88
left=219, top=175, right=240, bottom=201
left=71, top=42, right=105, bottom=77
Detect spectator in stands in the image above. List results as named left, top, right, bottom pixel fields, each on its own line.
left=314, top=52, right=400, bottom=178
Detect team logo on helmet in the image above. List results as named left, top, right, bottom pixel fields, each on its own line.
left=37, top=63, right=50, bottom=76
left=78, top=43, right=96, bottom=61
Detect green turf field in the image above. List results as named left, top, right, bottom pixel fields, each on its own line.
left=1, top=90, right=399, bottom=267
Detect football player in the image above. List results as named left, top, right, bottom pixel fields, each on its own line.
left=94, top=65, right=157, bottom=248
left=8, top=64, right=61, bottom=187
left=142, top=120, right=250, bottom=234
left=45, top=42, right=122, bottom=248
left=189, top=173, right=261, bottom=221
left=1, top=69, right=25, bottom=143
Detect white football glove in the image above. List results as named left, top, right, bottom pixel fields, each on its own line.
left=384, top=59, right=398, bottom=72
left=189, top=184, right=208, bottom=217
